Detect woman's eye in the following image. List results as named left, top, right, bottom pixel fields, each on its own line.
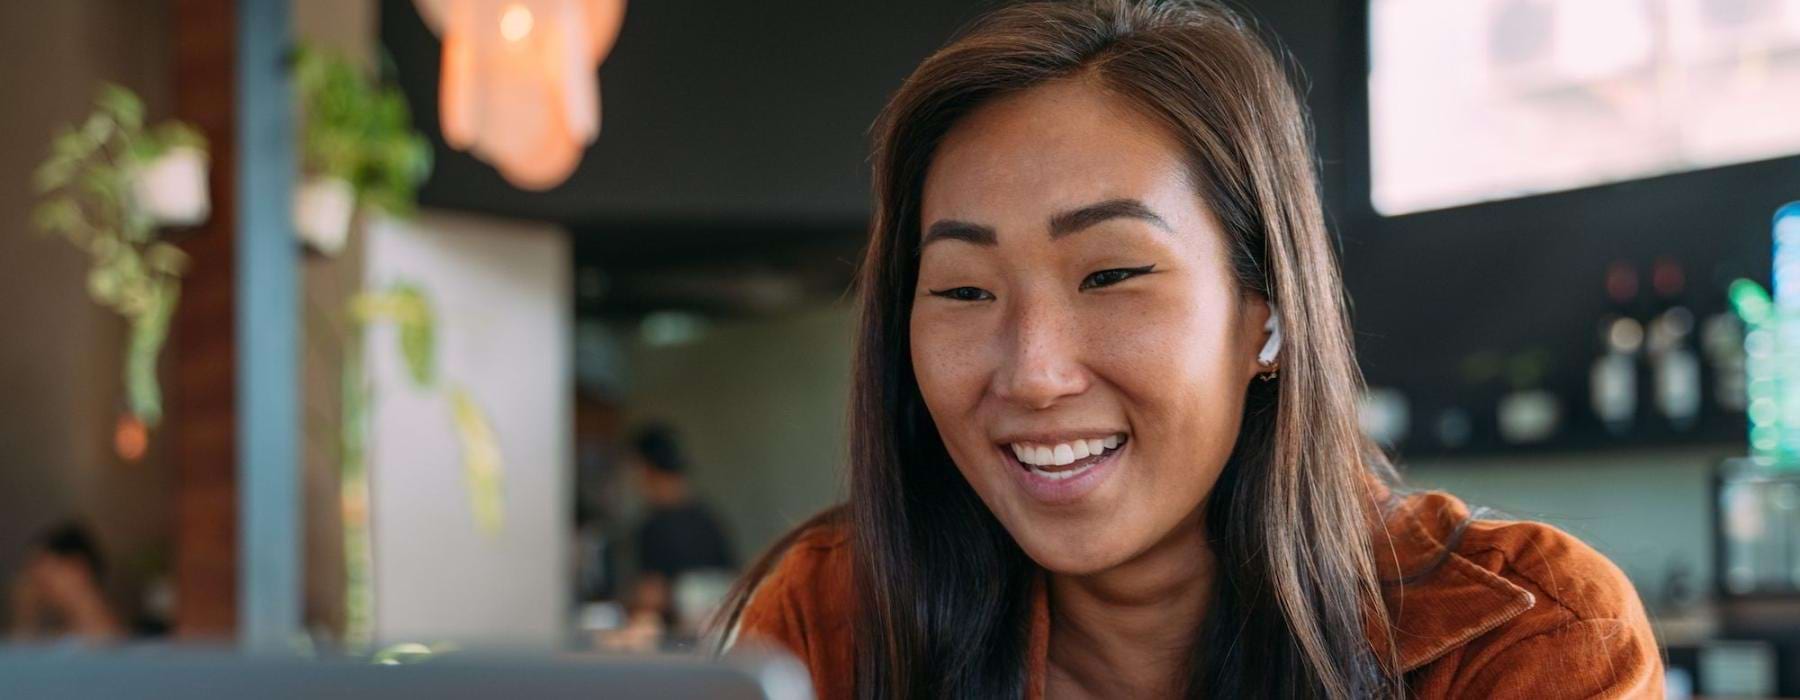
left=1080, top=265, right=1156, bottom=290
left=927, top=286, right=994, bottom=302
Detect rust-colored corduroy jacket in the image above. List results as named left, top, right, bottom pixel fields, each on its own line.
left=735, top=490, right=1663, bottom=699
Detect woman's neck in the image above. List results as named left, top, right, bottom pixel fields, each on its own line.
left=1045, top=510, right=1216, bottom=699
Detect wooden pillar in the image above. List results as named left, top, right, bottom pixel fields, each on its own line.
left=170, top=0, right=303, bottom=648
left=170, top=0, right=240, bottom=640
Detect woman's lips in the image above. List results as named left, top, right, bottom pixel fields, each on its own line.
left=1008, top=433, right=1125, bottom=471
left=999, top=434, right=1128, bottom=504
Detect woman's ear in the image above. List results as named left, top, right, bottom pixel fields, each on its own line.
left=1257, top=301, right=1282, bottom=368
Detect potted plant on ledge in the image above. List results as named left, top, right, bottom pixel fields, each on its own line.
left=292, top=45, right=432, bottom=256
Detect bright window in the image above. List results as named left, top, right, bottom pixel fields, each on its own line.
left=1370, top=0, right=1800, bottom=215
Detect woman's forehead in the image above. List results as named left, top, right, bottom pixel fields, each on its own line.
left=920, top=80, right=1197, bottom=233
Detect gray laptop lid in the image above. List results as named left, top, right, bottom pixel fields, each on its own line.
left=0, top=649, right=813, bottom=700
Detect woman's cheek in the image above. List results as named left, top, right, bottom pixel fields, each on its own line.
left=1082, top=288, right=1242, bottom=446
left=1079, top=291, right=1195, bottom=381
left=911, top=310, right=992, bottom=411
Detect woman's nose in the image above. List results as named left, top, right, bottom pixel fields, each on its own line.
left=991, top=298, right=1089, bottom=409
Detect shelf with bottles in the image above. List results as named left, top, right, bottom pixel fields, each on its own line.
left=1359, top=257, right=1753, bottom=459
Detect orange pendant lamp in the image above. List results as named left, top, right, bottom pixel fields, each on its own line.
left=412, top=0, right=626, bottom=190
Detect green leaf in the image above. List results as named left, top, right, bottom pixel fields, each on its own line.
left=145, top=243, right=190, bottom=275
left=51, top=127, right=88, bottom=160
left=88, top=265, right=123, bottom=304
left=131, top=122, right=208, bottom=163
left=398, top=312, right=435, bottom=388
left=124, top=210, right=157, bottom=241
left=449, top=386, right=505, bottom=537
left=81, top=112, right=115, bottom=146
left=34, top=155, right=76, bottom=193
left=33, top=199, right=80, bottom=234
left=157, top=122, right=208, bottom=152
left=347, top=284, right=437, bottom=387
left=97, top=83, right=145, bottom=132
left=78, top=168, right=122, bottom=206
left=89, top=235, right=118, bottom=258
left=128, top=137, right=163, bottom=163
left=119, top=280, right=153, bottom=318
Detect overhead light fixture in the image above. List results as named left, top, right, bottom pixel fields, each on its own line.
left=412, top=0, right=627, bottom=190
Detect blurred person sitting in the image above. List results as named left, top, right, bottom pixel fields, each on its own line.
left=8, top=522, right=124, bottom=644
left=618, top=424, right=735, bottom=648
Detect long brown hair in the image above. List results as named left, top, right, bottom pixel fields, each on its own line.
left=716, top=1, right=1403, bottom=696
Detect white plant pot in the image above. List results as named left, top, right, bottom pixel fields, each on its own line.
left=131, top=146, right=210, bottom=227
left=294, top=176, right=356, bottom=255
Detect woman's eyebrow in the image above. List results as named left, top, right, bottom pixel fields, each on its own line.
left=921, top=220, right=998, bottom=249
left=1049, top=198, right=1172, bottom=238
left=919, top=198, right=1168, bottom=251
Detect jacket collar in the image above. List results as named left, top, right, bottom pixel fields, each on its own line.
left=1022, top=488, right=1535, bottom=698
left=1369, top=489, right=1537, bottom=672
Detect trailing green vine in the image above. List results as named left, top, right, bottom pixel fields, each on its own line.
left=33, top=84, right=207, bottom=426
left=340, top=282, right=507, bottom=647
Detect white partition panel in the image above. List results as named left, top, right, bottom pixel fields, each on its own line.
left=363, top=210, right=571, bottom=648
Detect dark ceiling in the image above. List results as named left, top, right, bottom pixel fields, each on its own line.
left=379, top=0, right=993, bottom=316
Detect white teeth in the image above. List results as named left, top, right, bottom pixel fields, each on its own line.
left=1030, top=463, right=1095, bottom=481
left=1009, top=434, right=1127, bottom=468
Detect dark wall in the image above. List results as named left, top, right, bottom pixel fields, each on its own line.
left=384, top=0, right=1791, bottom=455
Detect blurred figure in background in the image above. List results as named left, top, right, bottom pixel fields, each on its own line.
left=7, top=522, right=124, bottom=644
left=573, top=386, right=625, bottom=606
left=619, top=424, right=735, bottom=647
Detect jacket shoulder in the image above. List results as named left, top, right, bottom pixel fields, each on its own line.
left=1456, top=513, right=1642, bottom=625
left=1390, top=492, right=1662, bottom=697
left=733, top=523, right=855, bottom=698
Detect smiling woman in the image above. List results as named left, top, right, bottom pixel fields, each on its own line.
left=713, top=1, right=1661, bottom=698
left=910, top=81, right=1270, bottom=581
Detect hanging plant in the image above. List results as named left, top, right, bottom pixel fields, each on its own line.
left=33, top=84, right=209, bottom=427
left=291, top=45, right=433, bottom=255
left=339, top=282, right=506, bottom=647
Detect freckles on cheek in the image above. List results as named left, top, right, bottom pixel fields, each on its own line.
left=910, top=321, right=1001, bottom=486
left=911, top=315, right=987, bottom=412
left=1088, top=298, right=1209, bottom=369
left=1084, top=294, right=1242, bottom=415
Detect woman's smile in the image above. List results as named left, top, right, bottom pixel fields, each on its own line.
left=996, top=431, right=1130, bottom=503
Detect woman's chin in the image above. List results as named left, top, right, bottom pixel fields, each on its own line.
left=1014, top=530, right=1136, bottom=577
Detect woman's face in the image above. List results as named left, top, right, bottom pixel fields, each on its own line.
left=910, top=79, right=1271, bottom=576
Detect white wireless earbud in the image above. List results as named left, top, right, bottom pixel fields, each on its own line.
left=1258, top=302, right=1282, bottom=367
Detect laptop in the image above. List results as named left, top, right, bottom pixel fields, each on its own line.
left=0, top=648, right=813, bottom=699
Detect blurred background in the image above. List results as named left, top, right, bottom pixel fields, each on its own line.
left=0, top=0, right=1798, bottom=697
